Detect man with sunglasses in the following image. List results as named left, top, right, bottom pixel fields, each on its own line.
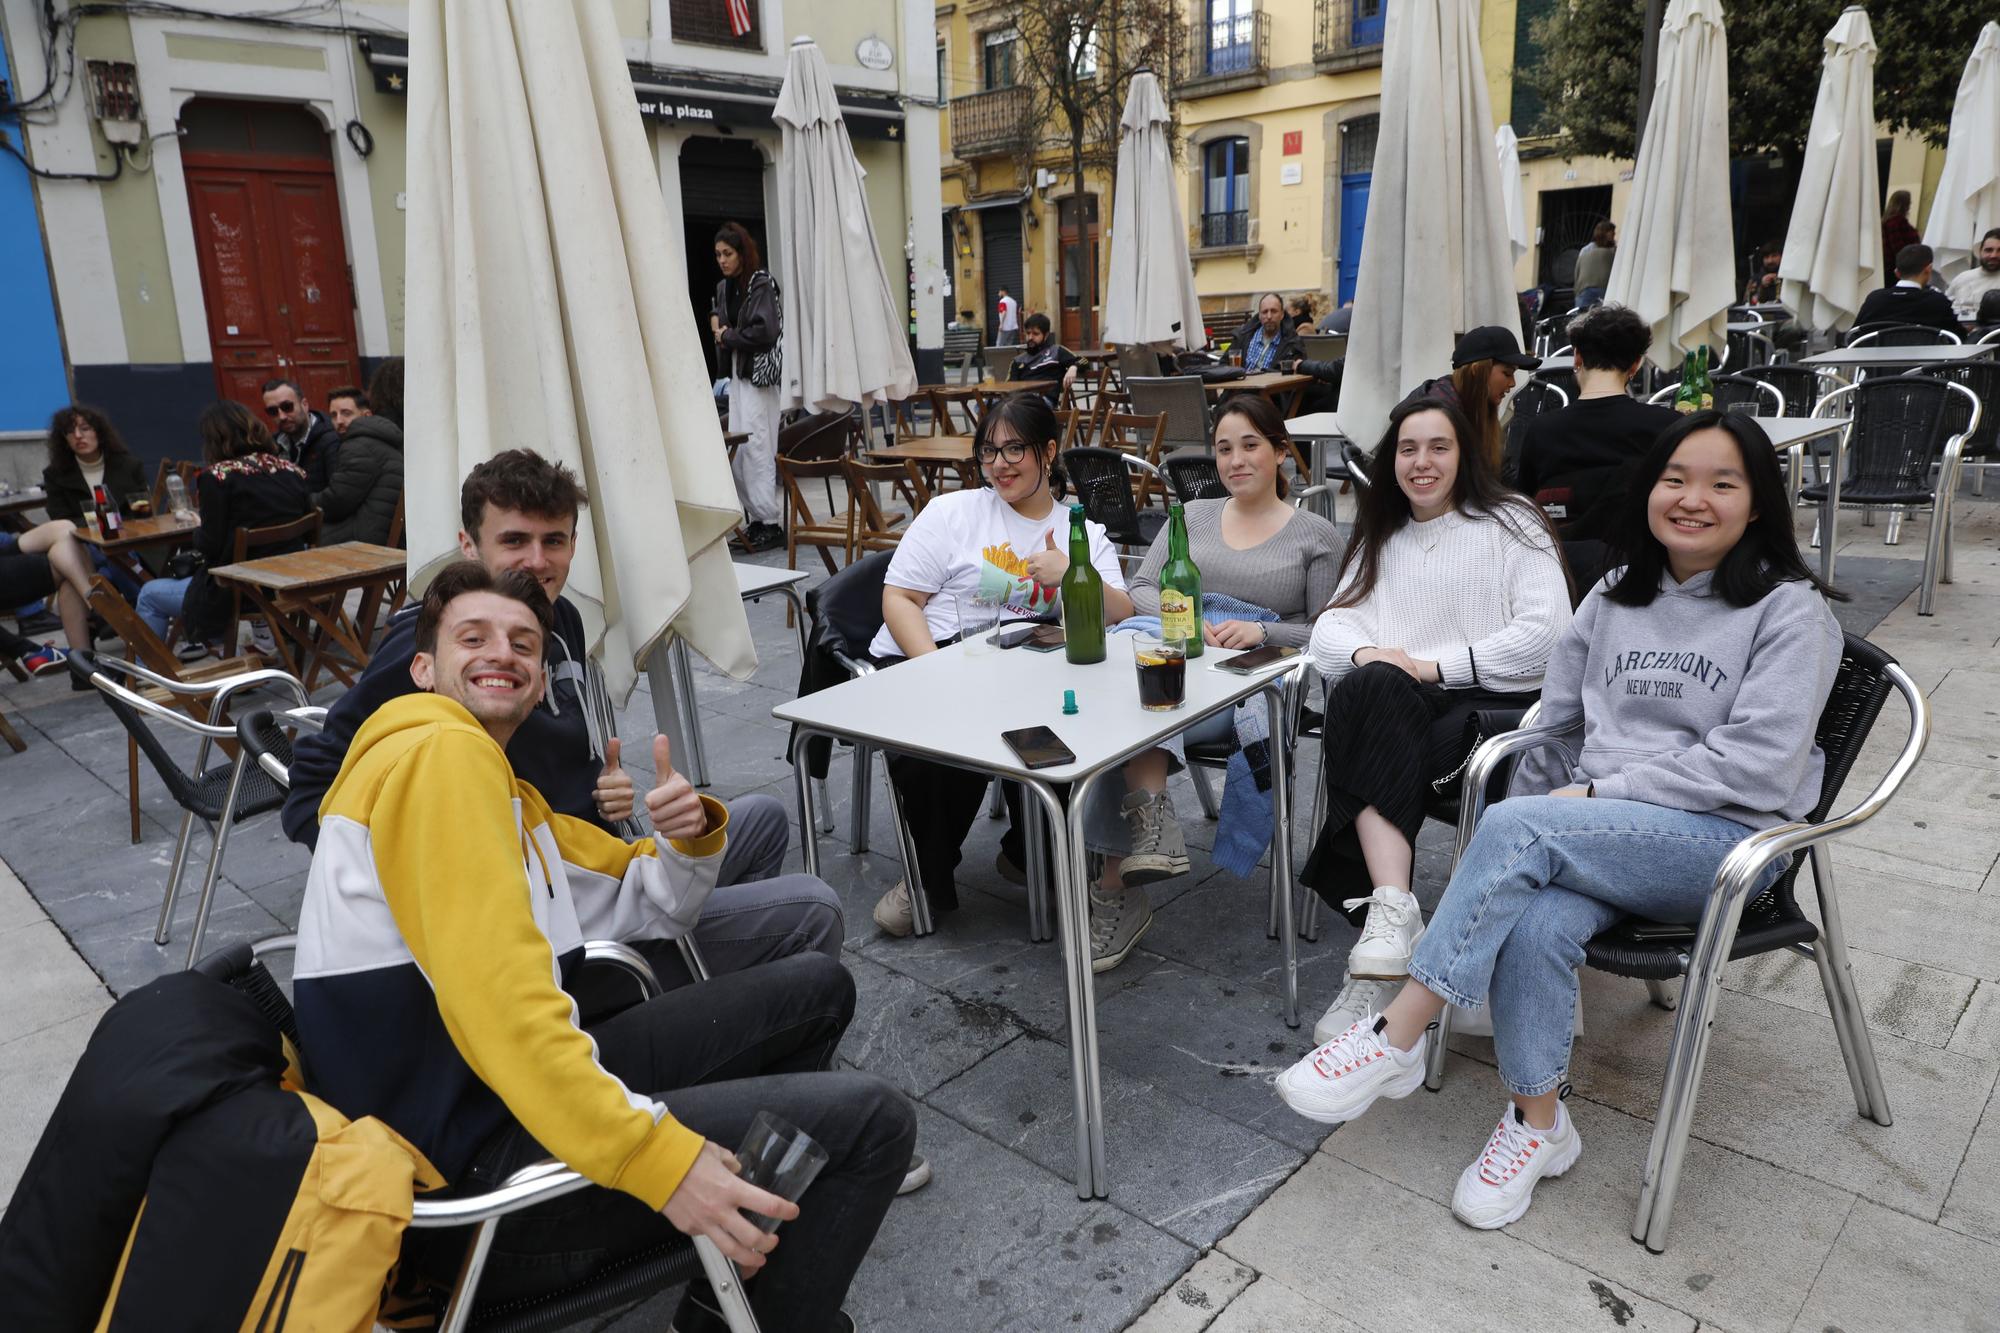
left=261, top=378, right=342, bottom=492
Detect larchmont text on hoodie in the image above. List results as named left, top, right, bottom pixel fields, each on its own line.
left=1603, top=649, right=1731, bottom=696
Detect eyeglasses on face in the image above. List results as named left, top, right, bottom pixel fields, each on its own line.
left=265, top=402, right=299, bottom=417
left=976, top=441, right=1032, bottom=465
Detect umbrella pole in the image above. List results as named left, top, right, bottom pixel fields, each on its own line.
left=645, top=640, right=709, bottom=789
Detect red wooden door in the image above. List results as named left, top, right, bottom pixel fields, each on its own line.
left=185, top=159, right=360, bottom=408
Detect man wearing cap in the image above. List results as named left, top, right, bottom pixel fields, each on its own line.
left=1397, top=326, right=1541, bottom=472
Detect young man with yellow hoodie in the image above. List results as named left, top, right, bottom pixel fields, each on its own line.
left=295, top=561, right=913, bottom=1331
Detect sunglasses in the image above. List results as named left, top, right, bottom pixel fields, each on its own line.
left=265, top=402, right=299, bottom=417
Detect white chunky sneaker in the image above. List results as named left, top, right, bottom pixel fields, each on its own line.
left=1451, top=1101, right=1583, bottom=1230
left=1342, top=886, right=1425, bottom=979
left=1313, top=975, right=1400, bottom=1045
left=1275, top=1015, right=1427, bottom=1125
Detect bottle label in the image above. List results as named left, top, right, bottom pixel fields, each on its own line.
left=1159, top=588, right=1196, bottom=645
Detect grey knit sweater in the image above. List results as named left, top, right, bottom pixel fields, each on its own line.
left=1128, top=499, right=1345, bottom=648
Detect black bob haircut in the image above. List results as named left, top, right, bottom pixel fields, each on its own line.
left=1604, top=410, right=1846, bottom=609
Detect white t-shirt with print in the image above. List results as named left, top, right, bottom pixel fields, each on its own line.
left=868, top=487, right=1127, bottom=659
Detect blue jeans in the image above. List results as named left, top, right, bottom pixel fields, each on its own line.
left=1083, top=708, right=1235, bottom=855
left=135, top=575, right=192, bottom=641
left=1407, top=795, right=1773, bottom=1096
left=1576, top=286, right=1606, bottom=308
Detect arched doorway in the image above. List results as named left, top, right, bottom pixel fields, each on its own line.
left=179, top=98, right=361, bottom=408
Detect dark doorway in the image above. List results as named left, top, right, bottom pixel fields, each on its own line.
left=1534, top=185, right=1613, bottom=307
left=680, top=136, right=768, bottom=382
left=980, top=209, right=1023, bottom=343
left=1057, top=193, right=1099, bottom=347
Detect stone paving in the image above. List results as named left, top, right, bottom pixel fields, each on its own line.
left=1, top=485, right=1996, bottom=1331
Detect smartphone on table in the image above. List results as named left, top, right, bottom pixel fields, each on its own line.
left=1213, top=644, right=1299, bottom=674
left=1001, top=726, right=1076, bottom=770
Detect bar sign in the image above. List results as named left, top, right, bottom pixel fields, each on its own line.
left=1282, top=131, right=1302, bottom=155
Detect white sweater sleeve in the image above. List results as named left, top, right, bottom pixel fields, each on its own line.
left=1436, top=521, right=1572, bottom=689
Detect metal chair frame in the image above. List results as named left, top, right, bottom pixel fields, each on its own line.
left=74, top=653, right=308, bottom=966
left=1846, top=323, right=1961, bottom=348
left=1642, top=374, right=1785, bottom=416
left=1423, top=649, right=1927, bottom=1253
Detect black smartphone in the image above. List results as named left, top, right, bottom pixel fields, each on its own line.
left=1001, top=726, right=1077, bottom=770
left=1023, top=624, right=1066, bottom=652
left=1214, top=644, right=1299, bottom=674
left=994, top=623, right=1040, bottom=649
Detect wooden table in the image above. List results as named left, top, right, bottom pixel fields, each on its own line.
left=1206, top=371, right=1311, bottom=415
left=868, top=435, right=975, bottom=464
left=208, top=542, right=406, bottom=689
left=72, top=512, right=200, bottom=581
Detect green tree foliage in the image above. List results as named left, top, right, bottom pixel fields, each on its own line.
left=1522, top=0, right=1991, bottom=159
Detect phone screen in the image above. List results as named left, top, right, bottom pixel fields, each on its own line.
left=1001, top=726, right=1076, bottom=770
left=1214, top=644, right=1298, bottom=674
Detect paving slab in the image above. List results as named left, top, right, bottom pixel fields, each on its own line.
left=841, top=1104, right=1196, bottom=1333
left=0, top=918, right=121, bottom=1046
left=1726, top=943, right=1978, bottom=1049
left=1942, top=1079, right=2000, bottom=1247
left=1785, top=863, right=2000, bottom=984
left=1320, top=1052, right=1855, bottom=1331
left=1790, top=1199, right=2000, bottom=1333
left=63, top=888, right=285, bottom=996
left=1217, top=1154, right=1696, bottom=1332
left=0, top=1010, right=107, bottom=1209
left=1205, top=1275, right=1367, bottom=1333
left=1951, top=981, right=2000, bottom=1062
left=842, top=953, right=1028, bottom=1099
left=1138, top=865, right=1355, bottom=1004
left=929, top=1033, right=1305, bottom=1249
left=0, top=860, right=51, bottom=936
left=1124, top=1249, right=1258, bottom=1333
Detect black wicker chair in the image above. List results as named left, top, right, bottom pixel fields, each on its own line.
left=1429, top=633, right=1927, bottom=1253
left=1739, top=364, right=1839, bottom=419
left=1504, top=377, right=1570, bottom=475
left=1920, top=359, right=2000, bottom=496
left=1161, top=448, right=1226, bottom=505
left=1063, top=446, right=1167, bottom=551
left=1845, top=322, right=1960, bottom=348
left=193, top=939, right=756, bottom=1333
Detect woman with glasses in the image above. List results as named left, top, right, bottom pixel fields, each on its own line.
left=133, top=401, right=313, bottom=660
left=866, top=394, right=1135, bottom=938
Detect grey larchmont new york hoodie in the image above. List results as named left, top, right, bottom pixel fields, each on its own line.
left=1511, top=569, right=1844, bottom=830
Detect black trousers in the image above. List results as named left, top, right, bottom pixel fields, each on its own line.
left=440, top=953, right=915, bottom=1331
left=883, top=754, right=1038, bottom=912
left=1301, top=661, right=1530, bottom=920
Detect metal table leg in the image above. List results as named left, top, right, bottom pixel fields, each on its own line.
left=668, top=637, right=710, bottom=788
left=1040, top=775, right=1108, bottom=1199
left=1266, top=674, right=1300, bottom=1029
left=1025, top=793, right=1052, bottom=943
left=791, top=729, right=824, bottom=879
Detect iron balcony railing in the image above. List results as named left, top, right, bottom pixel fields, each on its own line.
left=1180, top=11, right=1270, bottom=88
left=948, top=85, right=1030, bottom=158
left=1200, top=209, right=1250, bottom=248
left=1315, top=0, right=1387, bottom=69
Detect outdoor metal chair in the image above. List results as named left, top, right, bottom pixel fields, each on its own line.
left=1642, top=373, right=1784, bottom=416
left=1297, top=333, right=1347, bottom=362
left=1092, top=411, right=1171, bottom=507
left=1532, top=366, right=1579, bottom=402
left=193, top=937, right=758, bottom=1333
left=1740, top=364, right=1839, bottom=419
left=1504, top=378, right=1570, bottom=476
left=1125, top=375, right=1212, bottom=454
left=1162, top=448, right=1227, bottom=506
left=1803, top=376, right=1981, bottom=613
left=1919, top=360, right=2000, bottom=495
left=1846, top=323, right=1961, bottom=348
left=1425, top=633, right=1926, bottom=1253
left=1720, top=325, right=1776, bottom=370
left=1063, top=447, right=1168, bottom=557
left=1532, top=308, right=1580, bottom=356
left=68, top=649, right=307, bottom=967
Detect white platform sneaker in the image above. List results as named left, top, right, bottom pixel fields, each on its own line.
left=1450, top=1101, right=1583, bottom=1230
left=1275, top=1015, right=1427, bottom=1125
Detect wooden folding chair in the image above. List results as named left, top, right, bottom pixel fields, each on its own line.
left=844, top=457, right=929, bottom=558
left=217, top=510, right=324, bottom=660
left=779, top=455, right=855, bottom=576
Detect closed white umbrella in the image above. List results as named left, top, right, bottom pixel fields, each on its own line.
left=1101, top=70, right=1204, bottom=351
left=1780, top=5, right=1882, bottom=332
left=1923, top=21, right=2000, bottom=279
left=774, top=38, right=918, bottom=412
left=1604, top=0, right=1734, bottom=367
left=1339, top=0, right=1519, bottom=443
left=1496, top=125, right=1529, bottom=266
left=405, top=0, right=754, bottom=698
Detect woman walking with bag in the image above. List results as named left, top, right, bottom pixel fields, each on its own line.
left=712, top=223, right=784, bottom=553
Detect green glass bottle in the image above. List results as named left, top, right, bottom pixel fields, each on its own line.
left=1061, top=503, right=1106, bottom=665
left=1673, top=348, right=1702, bottom=414
left=1158, top=503, right=1203, bottom=658
left=1694, top=344, right=1715, bottom=411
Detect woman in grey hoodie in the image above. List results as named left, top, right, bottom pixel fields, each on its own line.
left=1276, top=410, right=1847, bottom=1231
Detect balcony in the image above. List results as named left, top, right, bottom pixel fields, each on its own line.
left=1315, top=0, right=1386, bottom=73
left=1199, top=210, right=1250, bottom=249
left=949, top=85, right=1030, bottom=159
left=1177, top=11, right=1270, bottom=97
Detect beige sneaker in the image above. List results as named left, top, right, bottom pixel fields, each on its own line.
left=872, top=880, right=915, bottom=938
left=1089, top=885, right=1153, bottom=973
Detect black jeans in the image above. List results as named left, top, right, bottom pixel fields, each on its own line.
left=885, top=754, right=1036, bottom=912
left=455, top=953, right=915, bottom=1331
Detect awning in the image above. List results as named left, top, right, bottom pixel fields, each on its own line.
left=951, top=190, right=1032, bottom=212
left=358, top=34, right=907, bottom=140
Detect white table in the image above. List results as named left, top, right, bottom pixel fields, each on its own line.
left=1801, top=343, right=1998, bottom=372
left=774, top=637, right=1311, bottom=1198
left=667, top=562, right=811, bottom=788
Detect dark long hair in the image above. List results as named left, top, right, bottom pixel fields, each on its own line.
left=198, top=400, right=277, bottom=464
left=1604, top=410, right=1845, bottom=608
left=367, top=355, right=405, bottom=428
left=977, top=392, right=1068, bottom=501
left=1212, top=394, right=1291, bottom=500
left=1328, top=396, right=1555, bottom=610
left=45, top=404, right=130, bottom=475
left=714, top=221, right=762, bottom=276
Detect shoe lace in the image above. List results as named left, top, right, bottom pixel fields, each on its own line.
left=1475, top=1111, right=1544, bottom=1187
left=1343, top=887, right=1416, bottom=947
left=1087, top=890, right=1124, bottom=949
left=1308, top=1018, right=1389, bottom=1081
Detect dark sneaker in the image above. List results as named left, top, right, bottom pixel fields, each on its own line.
left=1118, top=789, right=1189, bottom=885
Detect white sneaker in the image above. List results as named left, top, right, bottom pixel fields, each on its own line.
left=1343, top=886, right=1425, bottom=979
left=1275, top=1015, right=1427, bottom=1125
left=1313, top=976, right=1400, bottom=1045
left=872, top=881, right=915, bottom=938
left=1451, top=1101, right=1583, bottom=1230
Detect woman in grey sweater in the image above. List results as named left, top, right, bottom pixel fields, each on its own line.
left=1276, top=411, right=1846, bottom=1233
left=1086, top=397, right=1342, bottom=972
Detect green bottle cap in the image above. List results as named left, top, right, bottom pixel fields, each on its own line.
left=1062, top=689, right=1078, bottom=715
left=1070, top=503, right=1086, bottom=519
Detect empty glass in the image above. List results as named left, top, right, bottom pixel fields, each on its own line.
left=164, top=474, right=193, bottom=521
left=735, top=1111, right=830, bottom=1232
left=952, top=589, right=1005, bottom=655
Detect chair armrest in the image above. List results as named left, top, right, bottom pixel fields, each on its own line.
left=581, top=939, right=665, bottom=1000
left=408, top=1159, right=596, bottom=1228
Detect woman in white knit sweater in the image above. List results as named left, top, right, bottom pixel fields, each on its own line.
left=1303, top=396, right=1572, bottom=1039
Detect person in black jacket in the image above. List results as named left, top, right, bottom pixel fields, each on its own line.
left=1230, top=293, right=1302, bottom=371
left=710, top=222, right=784, bottom=552
left=314, top=387, right=404, bottom=546
left=1006, top=313, right=1079, bottom=398
left=261, top=377, right=342, bottom=492
left=133, top=402, right=313, bottom=651
left=1854, top=244, right=1961, bottom=334
left=41, top=404, right=149, bottom=527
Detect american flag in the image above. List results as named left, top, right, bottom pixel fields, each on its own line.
left=726, top=0, right=752, bottom=38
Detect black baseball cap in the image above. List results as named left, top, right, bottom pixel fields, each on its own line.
left=1452, top=325, right=1540, bottom=370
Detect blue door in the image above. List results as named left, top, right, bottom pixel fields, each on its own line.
left=1338, top=174, right=1371, bottom=304
left=1352, top=0, right=1386, bottom=46
left=0, top=25, right=70, bottom=431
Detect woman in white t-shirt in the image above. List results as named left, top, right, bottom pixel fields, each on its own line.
left=870, top=393, right=1133, bottom=937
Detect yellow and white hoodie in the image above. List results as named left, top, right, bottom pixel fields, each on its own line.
left=294, top=693, right=727, bottom=1209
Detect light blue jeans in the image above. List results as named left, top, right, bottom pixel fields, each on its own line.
left=135, top=575, right=192, bottom=641
left=1407, top=795, right=1777, bottom=1096
left=1083, top=708, right=1235, bottom=856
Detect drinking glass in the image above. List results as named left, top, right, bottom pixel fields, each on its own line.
left=125, top=491, right=153, bottom=518
left=735, top=1111, right=830, bottom=1233
left=952, top=589, right=1005, bottom=656
left=164, top=474, right=194, bottom=521
left=1132, top=633, right=1187, bottom=711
